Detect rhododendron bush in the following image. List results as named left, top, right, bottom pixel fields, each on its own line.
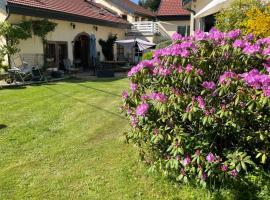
left=121, top=29, right=270, bottom=187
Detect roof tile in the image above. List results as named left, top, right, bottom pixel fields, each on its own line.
left=7, top=0, right=129, bottom=25
left=157, top=0, right=190, bottom=16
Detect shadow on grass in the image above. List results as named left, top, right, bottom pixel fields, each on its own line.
left=43, top=85, right=125, bottom=119
left=205, top=173, right=270, bottom=200
left=0, top=76, right=127, bottom=90
left=0, top=124, right=7, bottom=130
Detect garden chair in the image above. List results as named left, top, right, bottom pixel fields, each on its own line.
left=6, top=55, right=43, bottom=84
left=63, top=59, right=79, bottom=77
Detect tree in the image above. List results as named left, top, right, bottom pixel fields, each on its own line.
left=215, top=0, right=270, bottom=38
left=98, top=34, right=117, bottom=61
left=139, top=0, right=161, bottom=11
left=242, top=4, right=270, bottom=38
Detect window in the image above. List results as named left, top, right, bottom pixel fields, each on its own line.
left=122, top=14, right=127, bottom=20
left=117, top=44, right=125, bottom=61
left=177, top=25, right=190, bottom=36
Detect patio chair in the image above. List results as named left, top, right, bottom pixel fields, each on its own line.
left=6, top=55, right=42, bottom=84
left=63, top=59, right=79, bottom=77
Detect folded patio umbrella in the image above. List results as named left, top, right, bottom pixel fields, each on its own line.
left=115, top=39, right=156, bottom=51
left=194, top=0, right=232, bottom=18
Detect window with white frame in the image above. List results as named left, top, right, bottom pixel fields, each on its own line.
left=177, top=25, right=190, bottom=36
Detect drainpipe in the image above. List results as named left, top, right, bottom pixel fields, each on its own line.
left=186, top=8, right=196, bottom=35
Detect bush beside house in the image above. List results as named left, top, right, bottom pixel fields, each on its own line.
left=122, top=29, right=270, bottom=188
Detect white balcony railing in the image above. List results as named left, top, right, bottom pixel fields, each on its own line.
left=129, top=21, right=159, bottom=34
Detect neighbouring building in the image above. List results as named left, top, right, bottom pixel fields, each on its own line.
left=157, top=0, right=191, bottom=37
left=3, top=0, right=129, bottom=69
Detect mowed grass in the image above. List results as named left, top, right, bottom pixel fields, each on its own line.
left=0, top=78, right=267, bottom=200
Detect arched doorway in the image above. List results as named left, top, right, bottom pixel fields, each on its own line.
left=73, top=33, right=90, bottom=71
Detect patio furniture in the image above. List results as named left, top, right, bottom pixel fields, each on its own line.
left=6, top=55, right=43, bottom=84
left=63, top=59, right=79, bottom=77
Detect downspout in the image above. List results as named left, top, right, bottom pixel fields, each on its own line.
left=186, top=8, right=196, bottom=34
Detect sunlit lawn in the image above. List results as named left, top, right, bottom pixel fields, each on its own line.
left=0, top=78, right=268, bottom=199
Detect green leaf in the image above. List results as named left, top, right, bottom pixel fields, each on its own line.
left=241, top=161, right=247, bottom=171
left=236, top=163, right=241, bottom=172
left=262, top=154, right=267, bottom=164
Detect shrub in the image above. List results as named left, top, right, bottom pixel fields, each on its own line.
left=121, top=30, right=270, bottom=187
left=142, top=51, right=153, bottom=60
left=215, top=0, right=263, bottom=33
left=155, top=40, right=172, bottom=50
left=242, top=4, right=270, bottom=38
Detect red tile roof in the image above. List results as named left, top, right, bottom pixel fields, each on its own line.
left=7, top=0, right=129, bottom=25
left=157, top=0, right=190, bottom=16
left=110, top=0, right=155, bottom=17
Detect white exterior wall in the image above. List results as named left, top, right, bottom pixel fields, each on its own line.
left=7, top=14, right=126, bottom=66
left=158, top=20, right=191, bottom=37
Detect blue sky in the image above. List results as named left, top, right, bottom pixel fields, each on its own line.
left=132, top=0, right=139, bottom=4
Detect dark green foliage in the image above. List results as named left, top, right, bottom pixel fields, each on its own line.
left=155, top=40, right=172, bottom=50
left=142, top=51, right=153, bottom=60
left=139, top=0, right=161, bottom=11
left=98, top=34, right=117, bottom=61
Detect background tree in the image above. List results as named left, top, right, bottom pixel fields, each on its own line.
left=139, top=0, right=161, bottom=11
left=215, top=0, right=270, bottom=37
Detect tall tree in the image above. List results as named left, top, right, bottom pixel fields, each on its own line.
left=139, top=0, right=161, bottom=12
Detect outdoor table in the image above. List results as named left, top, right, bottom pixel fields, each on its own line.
left=100, top=61, right=127, bottom=70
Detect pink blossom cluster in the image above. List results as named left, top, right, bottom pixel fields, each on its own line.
left=150, top=92, right=168, bottom=103
left=241, top=69, right=270, bottom=97
left=136, top=103, right=149, bottom=116
left=128, top=60, right=155, bottom=77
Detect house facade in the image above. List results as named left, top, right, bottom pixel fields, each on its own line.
left=157, top=0, right=190, bottom=38
left=2, top=0, right=129, bottom=70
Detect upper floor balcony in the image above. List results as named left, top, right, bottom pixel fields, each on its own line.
left=127, top=21, right=159, bottom=36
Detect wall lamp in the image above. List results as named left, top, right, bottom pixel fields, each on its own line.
left=93, top=25, right=98, bottom=32
left=70, top=23, right=76, bottom=29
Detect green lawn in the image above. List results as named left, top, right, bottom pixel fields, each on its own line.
left=0, top=78, right=267, bottom=199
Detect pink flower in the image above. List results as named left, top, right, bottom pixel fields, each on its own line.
left=136, top=103, right=149, bottom=116
left=122, top=91, right=128, bottom=99
left=219, top=71, right=237, bottom=84
left=140, top=94, right=150, bottom=101
left=243, top=43, right=261, bottom=55
left=197, top=96, right=206, bottom=109
left=130, top=82, right=138, bottom=92
left=233, top=40, right=245, bottom=48
left=171, top=32, right=183, bottom=41
left=151, top=92, right=167, bottom=103
left=183, top=156, right=191, bottom=166
left=206, top=152, right=215, bottom=163
left=130, top=115, right=138, bottom=127
left=202, top=81, right=216, bottom=90
left=226, top=29, right=241, bottom=39
left=201, top=172, right=207, bottom=181
left=221, top=165, right=228, bottom=172
left=231, top=169, right=238, bottom=177
left=185, top=64, right=193, bottom=73
left=196, top=69, right=204, bottom=76
left=263, top=89, right=270, bottom=97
